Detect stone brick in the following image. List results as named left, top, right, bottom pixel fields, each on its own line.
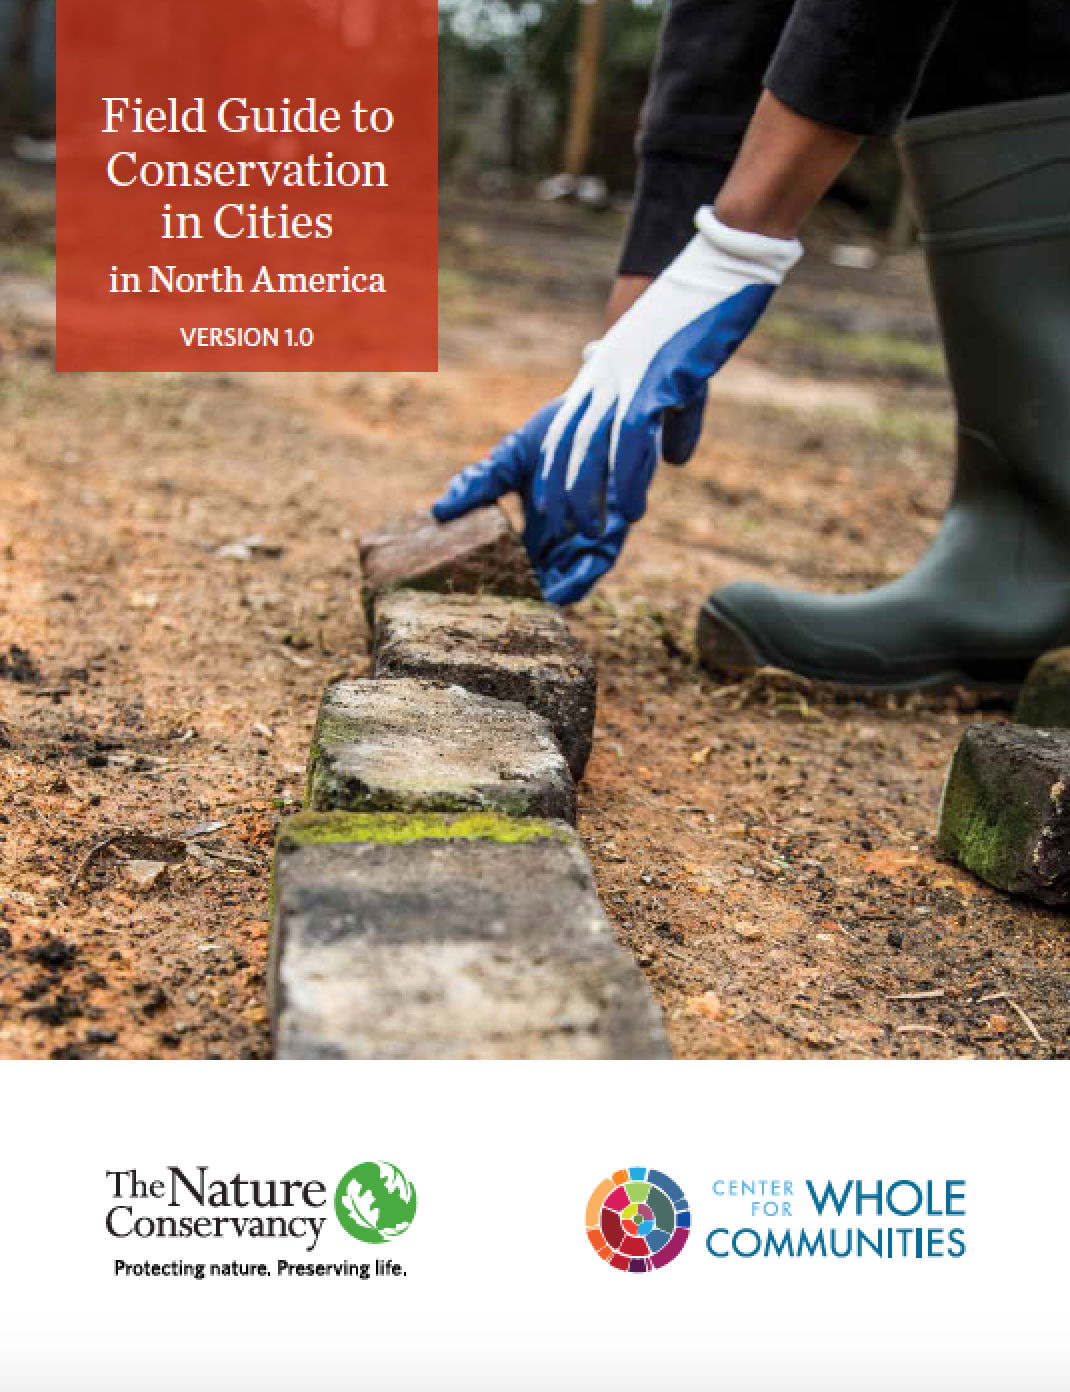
left=939, top=723, right=1070, bottom=907
left=270, top=811, right=671, bottom=1060
left=306, top=677, right=576, bottom=822
left=373, top=589, right=597, bottom=779
left=1015, top=648, right=1070, bottom=730
left=358, top=506, right=539, bottom=625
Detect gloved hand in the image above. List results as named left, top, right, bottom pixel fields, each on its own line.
left=662, top=388, right=708, bottom=467
left=536, top=207, right=803, bottom=537
left=434, top=397, right=683, bottom=605
left=578, top=340, right=708, bottom=469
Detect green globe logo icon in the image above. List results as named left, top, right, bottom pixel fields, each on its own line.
left=334, top=1162, right=418, bottom=1245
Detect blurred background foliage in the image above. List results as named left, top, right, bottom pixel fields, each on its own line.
left=438, top=0, right=904, bottom=232
left=0, top=0, right=53, bottom=137
left=440, top=0, right=663, bottom=190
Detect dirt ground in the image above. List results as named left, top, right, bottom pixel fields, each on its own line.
left=2, top=172, right=1068, bottom=1060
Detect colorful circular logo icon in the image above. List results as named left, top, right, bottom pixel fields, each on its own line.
left=586, top=1167, right=690, bottom=1272
left=335, top=1162, right=417, bottom=1245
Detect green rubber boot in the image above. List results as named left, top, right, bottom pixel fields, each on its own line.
left=698, top=93, right=1070, bottom=692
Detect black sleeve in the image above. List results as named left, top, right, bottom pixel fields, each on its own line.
left=766, top=0, right=963, bottom=136
left=621, top=0, right=966, bottom=276
left=622, top=0, right=792, bottom=276
left=618, top=151, right=732, bottom=276
left=636, top=0, right=795, bottom=162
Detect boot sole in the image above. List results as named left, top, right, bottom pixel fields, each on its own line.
left=696, top=600, right=1022, bottom=699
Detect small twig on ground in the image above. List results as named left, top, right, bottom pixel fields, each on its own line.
left=888, top=990, right=945, bottom=1002
left=134, top=760, right=246, bottom=775
left=1007, top=999, right=1048, bottom=1047
left=896, top=1024, right=947, bottom=1037
left=186, top=844, right=263, bottom=870
left=70, top=830, right=126, bottom=888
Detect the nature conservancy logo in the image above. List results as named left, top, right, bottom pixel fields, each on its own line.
left=104, top=1163, right=418, bottom=1258
left=586, top=1167, right=691, bottom=1273
left=335, top=1162, right=418, bottom=1245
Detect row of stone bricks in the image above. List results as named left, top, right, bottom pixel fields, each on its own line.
left=270, top=505, right=671, bottom=1059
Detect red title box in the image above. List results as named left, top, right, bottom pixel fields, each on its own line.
left=58, top=0, right=438, bottom=372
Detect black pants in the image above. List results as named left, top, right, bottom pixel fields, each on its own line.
left=621, top=0, right=1070, bottom=275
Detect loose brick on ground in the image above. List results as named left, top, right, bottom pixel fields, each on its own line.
left=358, top=506, right=539, bottom=625
left=270, top=811, right=671, bottom=1060
left=939, top=723, right=1070, bottom=907
left=1015, top=649, right=1070, bottom=730
left=373, top=589, right=597, bottom=779
left=305, top=677, right=576, bottom=822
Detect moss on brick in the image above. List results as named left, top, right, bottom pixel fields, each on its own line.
left=938, top=733, right=1043, bottom=891
left=314, top=712, right=363, bottom=748
left=304, top=707, right=363, bottom=808
left=277, top=809, right=574, bottom=853
left=1015, top=649, right=1070, bottom=730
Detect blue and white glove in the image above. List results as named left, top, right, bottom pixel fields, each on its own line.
left=433, top=398, right=699, bottom=605
left=536, top=207, right=803, bottom=537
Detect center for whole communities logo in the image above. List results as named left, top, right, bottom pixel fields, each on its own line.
left=335, top=1162, right=418, bottom=1245
left=586, top=1167, right=691, bottom=1272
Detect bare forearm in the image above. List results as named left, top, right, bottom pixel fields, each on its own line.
left=609, top=93, right=861, bottom=326
left=714, top=91, right=862, bottom=239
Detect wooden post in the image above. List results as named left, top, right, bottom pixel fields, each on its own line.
left=563, top=0, right=609, bottom=180
left=16, top=0, right=39, bottom=57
